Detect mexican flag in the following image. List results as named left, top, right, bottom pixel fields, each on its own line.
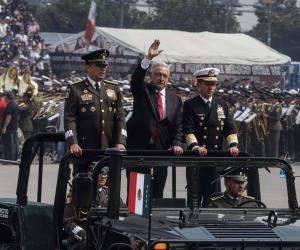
left=84, top=0, right=96, bottom=43
left=128, top=172, right=151, bottom=217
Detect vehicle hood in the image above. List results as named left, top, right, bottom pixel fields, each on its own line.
left=111, top=212, right=300, bottom=243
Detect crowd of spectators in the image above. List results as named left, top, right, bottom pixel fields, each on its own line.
left=0, top=0, right=51, bottom=77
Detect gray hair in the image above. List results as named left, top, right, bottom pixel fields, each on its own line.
left=150, top=62, right=170, bottom=73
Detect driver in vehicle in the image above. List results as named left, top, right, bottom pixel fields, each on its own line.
left=207, top=168, right=259, bottom=208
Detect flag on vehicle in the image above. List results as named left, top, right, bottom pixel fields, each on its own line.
left=84, top=0, right=96, bottom=43
left=128, top=172, right=151, bottom=217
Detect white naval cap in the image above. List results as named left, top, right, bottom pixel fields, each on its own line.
left=193, top=67, right=220, bottom=82
left=288, top=89, right=298, bottom=95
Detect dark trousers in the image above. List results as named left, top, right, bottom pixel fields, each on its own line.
left=186, top=167, right=221, bottom=208
left=127, top=165, right=168, bottom=199
left=22, top=131, right=32, bottom=141
left=268, top=130, right=281, bottom=157
left=153, top=166, right=168, bottom=198
left=2, top=132, right=18, bottom=160
left=126, top=144, right=168, bottom=199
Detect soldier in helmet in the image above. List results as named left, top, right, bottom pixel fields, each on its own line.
left=207, top=168, right=258, bottom=208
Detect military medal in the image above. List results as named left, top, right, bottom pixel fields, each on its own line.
left=217, top=105, right=225, bottom=119
left=91, top=106, right=96, bottom=112
left=81, top=107, right=87, bottom=112
left=81, top=94, right=93, bottom=101
left=106, top=89, right=117, bottom=100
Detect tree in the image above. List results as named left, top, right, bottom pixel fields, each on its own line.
left=30, top=0, right=90, bottom=33
left=147, top=0, right=240, bottom=32
left=248, top=0, right=300, bottom=60
left=29, top=0, right=153, bottom=33
left=30, top=0, right=239, bottom=33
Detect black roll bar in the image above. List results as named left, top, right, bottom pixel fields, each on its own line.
left=16, top=132, right=66, bottom=205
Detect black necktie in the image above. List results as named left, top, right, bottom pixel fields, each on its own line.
left=206, top=100, right=211, bottom=109
left=95, top=82, right=100, bottom=92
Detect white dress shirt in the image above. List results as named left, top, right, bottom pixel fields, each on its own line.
left=87, top=76, right=100, bottom=90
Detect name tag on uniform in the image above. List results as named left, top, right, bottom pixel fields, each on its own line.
left=81, top=94, right=93, bottom=101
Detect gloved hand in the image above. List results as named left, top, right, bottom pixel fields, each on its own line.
left=66, top=222, right=87, bottom=242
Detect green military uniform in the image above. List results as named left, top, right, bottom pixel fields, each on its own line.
left=64, top=49, right=127, bottom=248
left=207, top=192, right=257, bottom=208
left=64, top=78, right=126, bottom=150
left=207, top=167, right=259, bottom=208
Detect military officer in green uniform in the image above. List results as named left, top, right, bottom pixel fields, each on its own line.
left=183, top=67, right=239, bottom=207
left=207, top=168, right=258, bottom=208
left=64, top=49, right=127, bottom=174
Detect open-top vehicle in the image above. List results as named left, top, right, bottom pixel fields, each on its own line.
left=0, top=133, right=300, bottom=250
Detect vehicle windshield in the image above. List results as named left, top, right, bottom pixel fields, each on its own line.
left=119, top=155, right=299, bottom=210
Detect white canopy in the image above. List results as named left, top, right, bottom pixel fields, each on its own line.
left=98, top=28, right=290, bottom=65
left=50, top=27, right=291, bottom=66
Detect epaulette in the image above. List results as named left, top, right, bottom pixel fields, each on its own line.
left=242, top=195, right=255, bottom=199
left=210, top=194, right=224, bottom=201
left=103, top=79, right=118, bottom=85
left=71, top=80, right=84, bottom=85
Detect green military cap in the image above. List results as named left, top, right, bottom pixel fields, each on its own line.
left=81, top=49, right=109, bottom=65
left=223, top=167, right=247, bottom=182
left=100, top=166, right=109, bottom=176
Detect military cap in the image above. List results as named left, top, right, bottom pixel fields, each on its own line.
left=223, top=167, right=247, bottom=182
left=193, top=67, right=220, bottom=82
left=100, top=166, right=109, bottom=176
left=241, top=77, right=251, bottom=81
left=81, top=49, right=109, bottom=65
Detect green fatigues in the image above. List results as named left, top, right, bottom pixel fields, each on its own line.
left=207, top=192, right=258, bottom=208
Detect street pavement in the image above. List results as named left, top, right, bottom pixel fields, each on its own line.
left=0, top=159, right=300, bottom=208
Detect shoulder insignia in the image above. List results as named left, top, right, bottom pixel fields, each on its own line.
left=242, top=195, right=255, bottom=199
left=103, top=79, right=118, bottom=85
left=72, top=80, right=84, bottom=85
left=210, top=194, right=224, bottom=201
left=106, top=88, right=117, bottom=100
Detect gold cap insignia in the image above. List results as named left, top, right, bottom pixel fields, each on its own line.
left=208, top=69, right=215, bottom=77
